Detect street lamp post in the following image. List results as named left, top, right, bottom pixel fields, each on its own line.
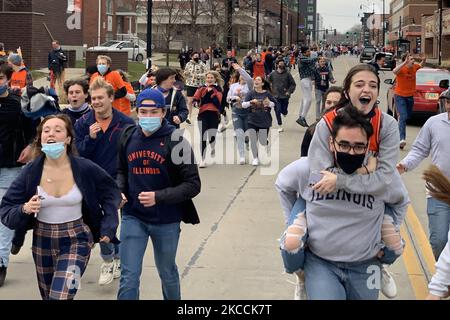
left=297, top=0, right=300, bottom=44
left=146, top=0, right=152, bottom=70
left=438, top=0, right=443, bottom=65
left=256, top=0, right=260, bottom=51
left=279, top=0, right=283, bottom=47
left=382, top=0, right=385, bottom=47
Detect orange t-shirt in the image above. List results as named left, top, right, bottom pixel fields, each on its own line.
left=253, top=61, right=266, bottom=79
left=261, top=51, right=267, bottom=62
left=114, top=82, right=134, bottom=115
left=90, top=71, right=126, bottom=111
left=10, top=69, right=28, bottom=92
left=394, top=64, right=421, bottom=97
left=95, top=116, right=112, bottom=133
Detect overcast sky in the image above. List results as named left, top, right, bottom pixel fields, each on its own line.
left=317, top=0, right=391, bottom=33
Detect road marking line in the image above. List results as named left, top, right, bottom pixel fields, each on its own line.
left=405, top=206, right=436, bottom=275
left=400, top=223, right=429, bottom=300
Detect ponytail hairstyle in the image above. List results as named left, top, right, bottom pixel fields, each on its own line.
left=422, top=165, right=450, bottom=206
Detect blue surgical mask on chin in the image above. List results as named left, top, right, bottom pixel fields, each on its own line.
left=41, top=142, right=66, bottom=159
left=97, top=64, right=108, bottom=75
left=139, top=117, right=162, bottom=133
left=0, top=84, right=8, bottom=95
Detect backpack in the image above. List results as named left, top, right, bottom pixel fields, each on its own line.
left=117, top=125, right=200, bottom=224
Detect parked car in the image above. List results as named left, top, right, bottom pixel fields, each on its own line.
left=381, top=52, right=396, bottom=70
left=88, top=40, right=147, bottom=62
left=359, top=46, right=376, bottom=63
left=385, top=68, right=450, bottom=118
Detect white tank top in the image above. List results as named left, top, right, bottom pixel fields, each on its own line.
left=36, top=184, right=83, bottom=224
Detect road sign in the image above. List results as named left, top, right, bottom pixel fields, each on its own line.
left=298, top=25, right=305, bottom=29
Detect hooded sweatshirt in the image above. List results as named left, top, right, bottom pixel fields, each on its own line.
left=275, top=157, right=410, bottom=262
left=122, top=120, right=184, bottom=224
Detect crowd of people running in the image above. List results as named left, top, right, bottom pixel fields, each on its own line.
left=0, top=39, right=449, bottom=301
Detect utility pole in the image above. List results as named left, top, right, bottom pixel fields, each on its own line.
left=382, top=0, right=385, bottom=48
left=438, top=0, right=443, bottom=65
left=279, top=0, right=283, bottom=47
left=227, top=0, right=233, bottom=50
left=297, top=0, right=300, bottom=44
left=256, top=0, right=260, bottom=51
left=146, top=0, right=152, bottom=70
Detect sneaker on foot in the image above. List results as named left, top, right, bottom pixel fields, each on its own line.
left=278, top=126, right=284, bottom=133
left=296, top=117, right=308, bottom=127
left=218, top=123, right=226, bottom=132
left=199, top=160, right=206, bottom=168
left=186, top=118, right=191, bottom=125
left=0, top=266, right=6, bottom=287
left=239, top=157, right=245, bottom=165
left=252, top=158, right=259, bottom=166
left=294, top=274, right=307, bottom=300
left=113, top=259, right=121, bottom=279
left=399, top=140, right=406, bottom=150
left=98, top=261, right=115, bottom=285
left=381, top=265, right=397, bottom=299
left=10, top=244, right=21, bottom=255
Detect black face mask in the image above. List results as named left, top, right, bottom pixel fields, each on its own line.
left=193, top=58, right=200, bottom=62
left=335, top=151, right=365, bottom=174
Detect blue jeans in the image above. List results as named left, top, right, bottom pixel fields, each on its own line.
left=275, top=98, right=289, bottom=126
left=304, top=249, right=380, bottom=300
left=394, top=95, right=414, bottom=141
left=231, top=110, right=249, bottom=158
left=100, top=242, right=120, bottom=262
left=0, top=167, right=22, bottom=267
left=427, top=197, right=450, bottom=260
left=117, top=214, right=181, bottom=300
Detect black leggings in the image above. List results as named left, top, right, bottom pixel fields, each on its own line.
left=198, top=111, right=220, bottom=159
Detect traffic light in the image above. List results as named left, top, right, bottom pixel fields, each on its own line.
left=232, top=0, right=239, bottom=10
left=334, top=29, right=337, bottom=36
left=326, top=29, right=328, bottom=35
left=346, top=32, right=349, bottom=38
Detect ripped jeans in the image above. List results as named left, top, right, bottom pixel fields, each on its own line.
left=279, top=197, right=403, bottom=274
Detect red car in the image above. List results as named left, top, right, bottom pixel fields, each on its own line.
left=385, top=68, right=450, bottom=118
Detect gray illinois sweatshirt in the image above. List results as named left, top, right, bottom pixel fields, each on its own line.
left=275, top=157, right=410, bottom=262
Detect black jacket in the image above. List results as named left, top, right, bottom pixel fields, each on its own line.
left=48, top=48, right=67, bottom=73
left=0, top=91, right=37, bottom=168
left=0, top=155, right=121, bottom=243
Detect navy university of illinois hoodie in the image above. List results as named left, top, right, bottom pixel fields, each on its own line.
left=122, top=120, right=185, bottom=224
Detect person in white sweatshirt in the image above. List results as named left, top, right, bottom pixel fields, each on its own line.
left=397, top=89, right=450, bottom=260
left=422, top=165, right=450, bottom=300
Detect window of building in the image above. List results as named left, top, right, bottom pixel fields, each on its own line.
left=307, top=15, right=314, bottom=22
left=308, top=24, right=314, bottom=30
left=106, top=0, right=113, bottom=15
left=307, top=6, right=314, bottom=13
left=308, top=0, right=314, bottom=4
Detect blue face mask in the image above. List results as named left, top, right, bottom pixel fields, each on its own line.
left=0, top=84, right=8, bottom=95
left=97, top=64, right=108, bottom=75
left=41, top=142, right=66, bottom=159
left=139, top=116, right=161, bottom=133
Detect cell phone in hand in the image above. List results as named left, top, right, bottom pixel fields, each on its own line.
left=308, top=171, right=323, bottom=187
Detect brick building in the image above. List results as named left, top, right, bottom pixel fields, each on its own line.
left=422, top=1, right=450, bottom=64
left=387, top=0, right=437, bottom=55
left=0, top=0, right=137, bottom=69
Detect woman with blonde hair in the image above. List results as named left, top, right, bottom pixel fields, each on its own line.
left=192, top=70, right=223, bottom=168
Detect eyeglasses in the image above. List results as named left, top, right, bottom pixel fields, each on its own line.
left=333, top=140, right=368, bottom=155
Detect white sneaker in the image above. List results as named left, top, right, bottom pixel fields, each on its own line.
left=252, top=158, right=259, bottom=166
left=98, top=261, right=115, bottom=285
left=294, top=274, right=307, bottom=300
left=278, top=126, right=284, bottom=133
left=239, top=157, right=245, bottom=165
left=199, top=160, right=206, bottom=168
left=218, top=123, right=226, bottom=132
left=113, top=259, right=121, bottom=279
left=381, top=265, right=397, bottom=299
left=399, top=140, right=406, bottom=150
